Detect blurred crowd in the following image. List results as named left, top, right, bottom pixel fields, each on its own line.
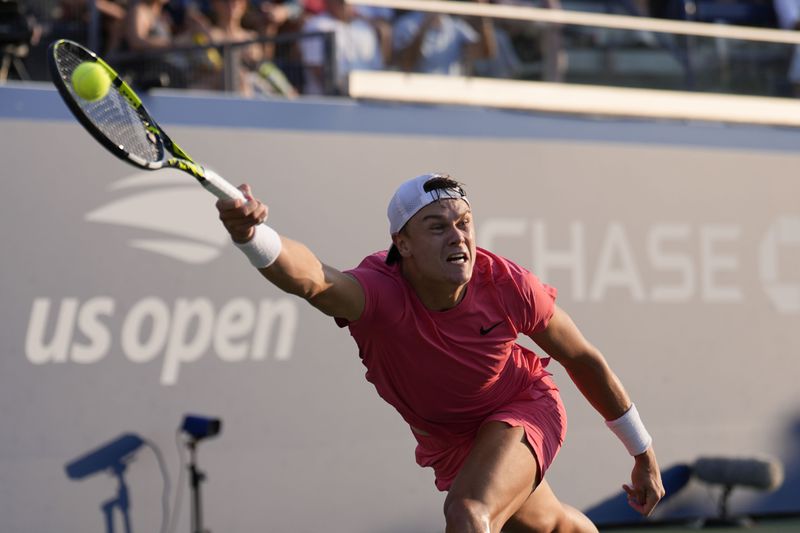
left=1, top=0, right=795, bottom=97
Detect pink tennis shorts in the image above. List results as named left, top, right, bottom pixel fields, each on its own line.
left=413, top=374, right=568, bottom=491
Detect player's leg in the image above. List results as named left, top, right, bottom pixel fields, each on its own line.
left=442, top=421, right=540, bottom=533
left=503, top=479, right=599, bottom=533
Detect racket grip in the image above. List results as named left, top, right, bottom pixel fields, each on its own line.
left=202, top=168, right=246, bottom=201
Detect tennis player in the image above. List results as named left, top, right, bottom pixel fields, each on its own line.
left=217, top=173, right=664, bottom=532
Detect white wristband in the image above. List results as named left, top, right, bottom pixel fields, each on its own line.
left=234, top=224, right=282, bottom=269
left=605, top=403, right=652, bottom=456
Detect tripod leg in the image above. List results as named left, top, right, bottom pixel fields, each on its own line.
left=102, top=499, right=116, bottom=533
left=719, top=485, right=733, bottom=520
left=0, top=53, right=11, bottom=82
left=188, top=441, right=207, bottom=533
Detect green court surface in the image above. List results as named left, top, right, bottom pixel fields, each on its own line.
left=600, top=516, right=800, bottom=532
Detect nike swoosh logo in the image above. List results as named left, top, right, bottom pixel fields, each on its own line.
left=480, top=321, right=504, bottom=336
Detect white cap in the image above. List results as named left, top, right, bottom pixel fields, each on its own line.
left=387, top=173, right=469, bottom=235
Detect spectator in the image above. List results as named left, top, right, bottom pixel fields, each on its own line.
left=392, top=0, right=496, bottom=76
left=299, top=0, right=384, bottom=95
left=252, top=0, right=304, bottom=60
left=165, top=0, right=215, bottom=38
left=471, top=0, right=522, bottom=79
left=303, top=0, right=326, bottom=16
left=47, top=0, right=127, bottom=54
left=117, top=0, right=190, bottom=88
left=773, top=0, right=800, bottom=95
left=208, top=0, right=263, bottom=63
left=182, top=0, right=260, bottom=93
left=354, top=5, right=395, bottom=65
left=483, top=0, right=566, bottom=82
left=97, top=0, right=130, bottom=51
left=124, top=0, right=174, bottom=51
left=181, top=0, right=297, bottom=97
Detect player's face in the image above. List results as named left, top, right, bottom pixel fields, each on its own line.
left=398, top=199, right=476, bottom=287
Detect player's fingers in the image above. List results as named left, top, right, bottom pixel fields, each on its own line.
left=218, top=205, right=248, bottom=225
left=240, top=196, right=266, bottom=221
left=624, top=484, right=649, bottom=509
left=625, top=495, right=645, bottom=514
left=220, top=195, right=262, bottom=218
left=622, top=484, right=641, bottom=501
left=219, top=204, right=264, bottom=232
left=217, top=188, right=265, bottom=243
left=253, top=203, right=267, bottom=224
left=233, top=205, right=266, bottom=229
left=229, top=219, right=260, bottom=235
left=626, top=491, right=650, bottom=515
left=216, top=197, right=242, bottom=211
left=641, top=490, right=660, bottom=516
left=624, top=486, right=660, bottom=517
left=237, top=201, right=266, bottom=226
left=239, top=183, right=256, bottom=202
left=645, top=482, right=665, bottom=515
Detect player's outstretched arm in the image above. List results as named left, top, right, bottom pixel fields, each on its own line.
left=216, top=184, right=364, bottom=322
left=529, top=306, right=665, bottom=516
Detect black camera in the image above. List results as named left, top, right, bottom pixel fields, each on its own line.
left=181, top=414, right=222, bottom=441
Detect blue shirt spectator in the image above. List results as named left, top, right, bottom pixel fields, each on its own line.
left=393, top=12, right=479, bottom=75
left=774, top=0, right=800, bottom=93
left=392, top=5, right=495, bottom=76
left=299, top=0, right=383, bottom=94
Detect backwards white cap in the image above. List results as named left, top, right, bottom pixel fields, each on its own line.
left=387, top=173, right=469, bottom=235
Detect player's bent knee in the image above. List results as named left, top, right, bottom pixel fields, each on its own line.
left=504, top=510, right=559, bottom=533
left=507, top=505, right=596, bottom=533
left=506, top=501, right=587, bottom=533
left=563, top=504, right=599, bottom=533
left=444, top=497, right=492, bottom=532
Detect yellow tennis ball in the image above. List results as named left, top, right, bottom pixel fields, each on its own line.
left=71, top=62, right=111, bottom=102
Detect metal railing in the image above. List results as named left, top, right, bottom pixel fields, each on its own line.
left=346, top=0, right=799, bottom=97
left=7, top=0, right=800, bottom=99
left=103, top=31, right=336, bottom=96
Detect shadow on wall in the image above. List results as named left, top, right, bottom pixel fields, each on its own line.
left=63, top=416, right=220, bottom=533
left=64, top=433, right=146, bottom=533
left=749, top=418, right=800, bottom=514
left=584, top=414, right=800, bottom=525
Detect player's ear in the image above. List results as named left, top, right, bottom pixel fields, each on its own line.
left=392, top=231, right=412, bottom=258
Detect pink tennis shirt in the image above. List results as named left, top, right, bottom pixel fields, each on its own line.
left=337, top=247, right=567, bottom=490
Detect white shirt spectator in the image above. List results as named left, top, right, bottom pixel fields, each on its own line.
left=301, top=12, right=383, bottom=94
left=393, top=12, right=480, bottom=75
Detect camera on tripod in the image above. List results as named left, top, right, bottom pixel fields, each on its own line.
left=0, top=0, right=33, bottom=47
left=0, top=0, right=34, bottom=81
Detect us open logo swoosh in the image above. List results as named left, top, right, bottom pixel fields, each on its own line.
left=85, top=172, right=230, bottom=264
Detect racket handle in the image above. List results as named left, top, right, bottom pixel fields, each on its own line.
left=202, top=168, right=246, bottom=201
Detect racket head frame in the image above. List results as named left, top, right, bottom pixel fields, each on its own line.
left=47, top=39, right=199, bottom=172
left=48, top=39, right=244, bottom=201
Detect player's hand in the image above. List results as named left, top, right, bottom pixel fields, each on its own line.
left=623, top=447, right=665, bottom=516
left=216, top=184, right=268, bottom=244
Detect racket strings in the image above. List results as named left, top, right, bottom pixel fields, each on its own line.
left=53, top=45, right=162, bottom=165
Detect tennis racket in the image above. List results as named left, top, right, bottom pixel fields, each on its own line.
left=47, top=39, right=245, bottom=202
